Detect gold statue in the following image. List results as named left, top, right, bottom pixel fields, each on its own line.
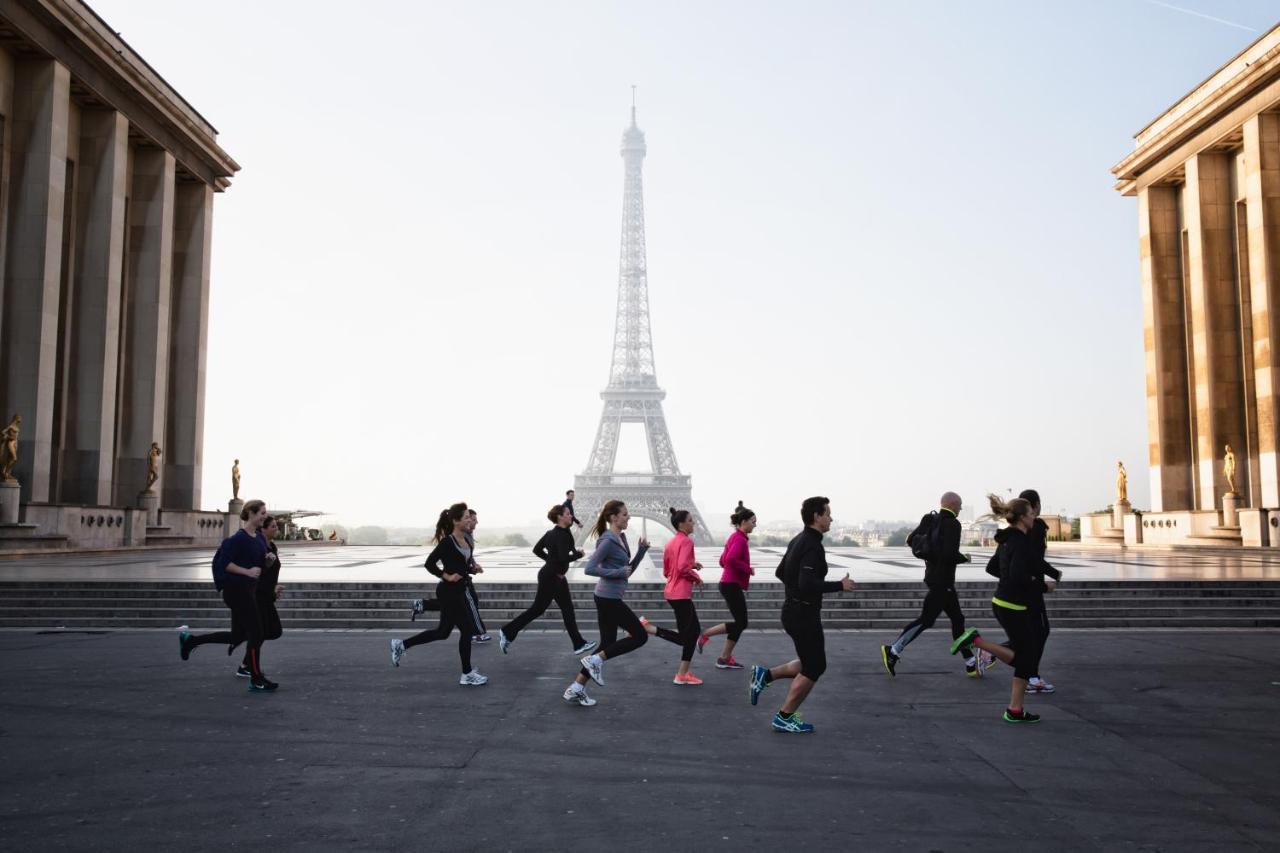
left=1224, top=444, right=1237, bottom=495
left=1116, top=460, right=1128, bottom=503
left=145, top=442, right=162, bottom=493
left=232, top=459, right=241, bottom=500
left=0, top=414, right=20, bottom=483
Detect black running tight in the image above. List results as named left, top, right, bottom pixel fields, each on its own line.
left=579, top=596, right=647, bottom=678
left=665, top=598, right=702, bottom=662
left=718, top=582, right=749, bottom=641
left=502, top=566, right=586, bottom=649
left=404, top=597, right=477, bottom=673
left=188, top=585, right=265, bottom=676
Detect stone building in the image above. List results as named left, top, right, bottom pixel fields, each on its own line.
left=0, top=1, right=236, bottom=548
left=1107, top=23, right=1280, bottom=547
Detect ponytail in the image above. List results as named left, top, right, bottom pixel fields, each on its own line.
left=593, top=500, right=626, bottom=537
left=985, top=494, right=1031, bottom=526
left=433, top=502, right=468, bottom=543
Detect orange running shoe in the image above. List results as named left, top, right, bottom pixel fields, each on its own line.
left=674, top=672, right=703, bottom=686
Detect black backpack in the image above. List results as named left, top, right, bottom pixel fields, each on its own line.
left=908, top=511, right=942, bottom=561
left=211, top=536, right=233, bottom=591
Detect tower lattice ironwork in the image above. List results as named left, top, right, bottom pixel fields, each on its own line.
left=574, top=99, right=711, bottom=546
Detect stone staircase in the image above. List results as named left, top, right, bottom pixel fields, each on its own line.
left=1, top=580, right=1278, bottom=629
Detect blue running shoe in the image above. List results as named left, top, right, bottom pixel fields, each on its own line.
left=771, top=712, right=815, bottom=733
left=749, top=664, right=770, bottom=706
left=178, top=631, right=192, bottom=661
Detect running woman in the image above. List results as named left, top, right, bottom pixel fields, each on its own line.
left=697, top=501, right=756, bottom=670
left=499, top=504, right=594, bottom=656
left=749, top=497, right=854, bottom=733
left=390, top=503, right=488, bottom=686
left=236, top=514, right=285, bottom=677
left=563, top=500, right=651, bottom=707
left=1018, top=489, right=1059, bottom=693
left=179, top=499, right=277, bottom=692
left=662, top=507, right=706, bottom=685
left=880, top=491, right=976, bottom=678
left=949, top=494, right=1052, bottom=723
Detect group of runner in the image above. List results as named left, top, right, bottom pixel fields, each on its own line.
left=178, top=488, right=1060, bottom=730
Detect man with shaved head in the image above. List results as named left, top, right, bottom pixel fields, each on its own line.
left=881, top=491, right=977, bottom=677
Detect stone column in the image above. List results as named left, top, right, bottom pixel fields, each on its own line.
left=163, top=181, right=213, bottom=510
left=62, top=110, right=128, bottom=506
left=0, top=59, right=70, bottom=503
left=1139, top=184, right=1194, bottom=511
left=1243, top=113, right=1280, bottom=509
left=1185, top=153, right=1249, bottom=510
left=114, top=147, right=174, bottom=504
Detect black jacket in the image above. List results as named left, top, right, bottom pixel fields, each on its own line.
left=924, top=509, right=969, bottom=587
left=533, top=526, right=584, bottom=574
left=987, top=527, right=1046, bottom=609
left=985, top=518, right=1060, bottom=593
left=775, top=527, right=842, bottom=609
left=424, top=536, right=471, bottom=597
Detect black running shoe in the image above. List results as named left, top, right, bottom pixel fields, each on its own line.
left=249, top=676, right=279, bottom=692
left=1003, top=708, right=1040, bottom=724
left=235, top=665, right=253, bottom=678
left=880, top=645, right=898, bottom=677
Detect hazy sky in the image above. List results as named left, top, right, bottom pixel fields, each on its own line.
left=90, top=0, right=1278, bottom=528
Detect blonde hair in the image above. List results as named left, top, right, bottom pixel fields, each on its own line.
left=985, top=494, right=1032, bottom=525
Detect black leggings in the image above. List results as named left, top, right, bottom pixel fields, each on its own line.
left=501, top=567, right=586, bottom=649
left=782, top=602, right=826, bottom=681
left=579, top=596, right=647, bottom=678
left=889, top=583, right=968, bottom=655
left=718, top=582, right=749, bottom=642
left=404, top=595, right=478, bottom=673
left=993, top=603, right=1043, bottom=681
left=1030, top=605, right=1050, bottom=679
left=665, top=598, right=701, bottom=662
left=188, top=585, right=265, bottom=676
left=240, top=597, right=282, bottom=667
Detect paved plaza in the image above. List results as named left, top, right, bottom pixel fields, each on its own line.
left=2, top=624, right=1279, bottom=852
left=6, top=543, right=1280, bottom=584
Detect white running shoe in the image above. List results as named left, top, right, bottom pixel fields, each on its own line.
left=499, top=632, right=511, bottom=654
left=1027, top=677, right=1056, bottom=694
left=390, top=638, right=406, bottom=667
left=563, top=686, right=597, bottom=706
left=572, top=640, right=598, bottom=657
left=580, top=654, right=605, bottom=686
left=459, top=670, right=489, bottom=686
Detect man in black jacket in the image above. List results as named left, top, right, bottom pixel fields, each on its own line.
left=748, top=496, right=854, bottom=734
left=564, top=489, right=583, bottom=529
left=880, top=492, right=975, bottom=677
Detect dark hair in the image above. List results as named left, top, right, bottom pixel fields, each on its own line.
left=730, top=500, right=755, bottom=527
left=263, top=515, right=277, bottom=529
left=987, top=494, right=1032, bottom=525
left=669, top=507, right=691, bottom=528
left=801, top=496, right=829, bottom=527
left=593, top=500, right=626, bottom=537
left=1018, top=489, right=1041, bottom=512
left=467, top=508, right=477, bottom=518
left=433, top=502, right=468, bottom=543
left=548, top=503, right=568, bottom=524
left=566, top=489, right=575, bottom=497
left=240, top=499, right=265, bottom=521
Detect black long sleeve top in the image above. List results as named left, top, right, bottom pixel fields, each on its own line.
left=425, top=536, right=471, bottom=597
left=775, top=527, right=842, bottom=608
left=989, top=527, right=1046, bottom=609
left=924, top=509, right=969, bottom=586
left=533, top=526, right=584, bottom=575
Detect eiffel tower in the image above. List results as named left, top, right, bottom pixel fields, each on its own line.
left=574, top=97, right=712, bottom=546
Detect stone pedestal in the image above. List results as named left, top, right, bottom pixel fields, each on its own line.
left=1113, top=500, right=1131, bottom=529
left=137, top=491, right=159, bottom=526
left=1222, top=492, right=1241, bottom=528
left=228, top=498, right=243, bottom=517
left=0, top=481, right=19, bottom=525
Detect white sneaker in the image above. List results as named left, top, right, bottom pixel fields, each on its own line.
left=1027, top=678, right=1055, bottom=694
left=580, top=654, right=605, bottom=686
left=499, top=632, right=511, bottom=654
left=459, top=670, right=489, bottom=686
left=390, top=639, right=406, bottom=667
left=572, top=640, right=598, bottom=657
left=563, top=685, right=597, bottom=706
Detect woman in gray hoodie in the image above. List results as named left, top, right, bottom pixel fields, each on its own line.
left=562, top=500, right=650, bottom=707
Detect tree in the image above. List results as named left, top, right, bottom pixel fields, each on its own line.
left=349, top=526, right=388, bottom=545
left=501, top=532, right=530, bottom=547
left=885, top=526, right=913, bottom=547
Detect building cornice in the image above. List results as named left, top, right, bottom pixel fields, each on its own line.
left=0, top=0, right=239, bottom=189
left=1111, top=23, right=1280, bottom=197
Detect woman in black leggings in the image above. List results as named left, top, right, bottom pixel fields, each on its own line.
left=499, top=503, right=594, bottom=656
left=950, top=494, right=1052, bottom=724
left=390, top=503, right=488, bottom=686
left=237, top=515, right=284, bottom=677
left=698, top=501, right=755, bottom=669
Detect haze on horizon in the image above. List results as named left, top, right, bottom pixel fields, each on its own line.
left=87, top=0, right=1275, bottom=530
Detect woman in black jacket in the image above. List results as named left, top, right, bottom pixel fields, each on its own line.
left=950, top=494, right=1050, bottom=723
left=498, top=504, right=594, bottom=655
left=390, top=503, right=488, bottom=685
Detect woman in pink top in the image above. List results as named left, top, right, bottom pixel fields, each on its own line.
left=697, top=501, right=755, bottom=669
left=659, top=507, right=706, bottom=684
